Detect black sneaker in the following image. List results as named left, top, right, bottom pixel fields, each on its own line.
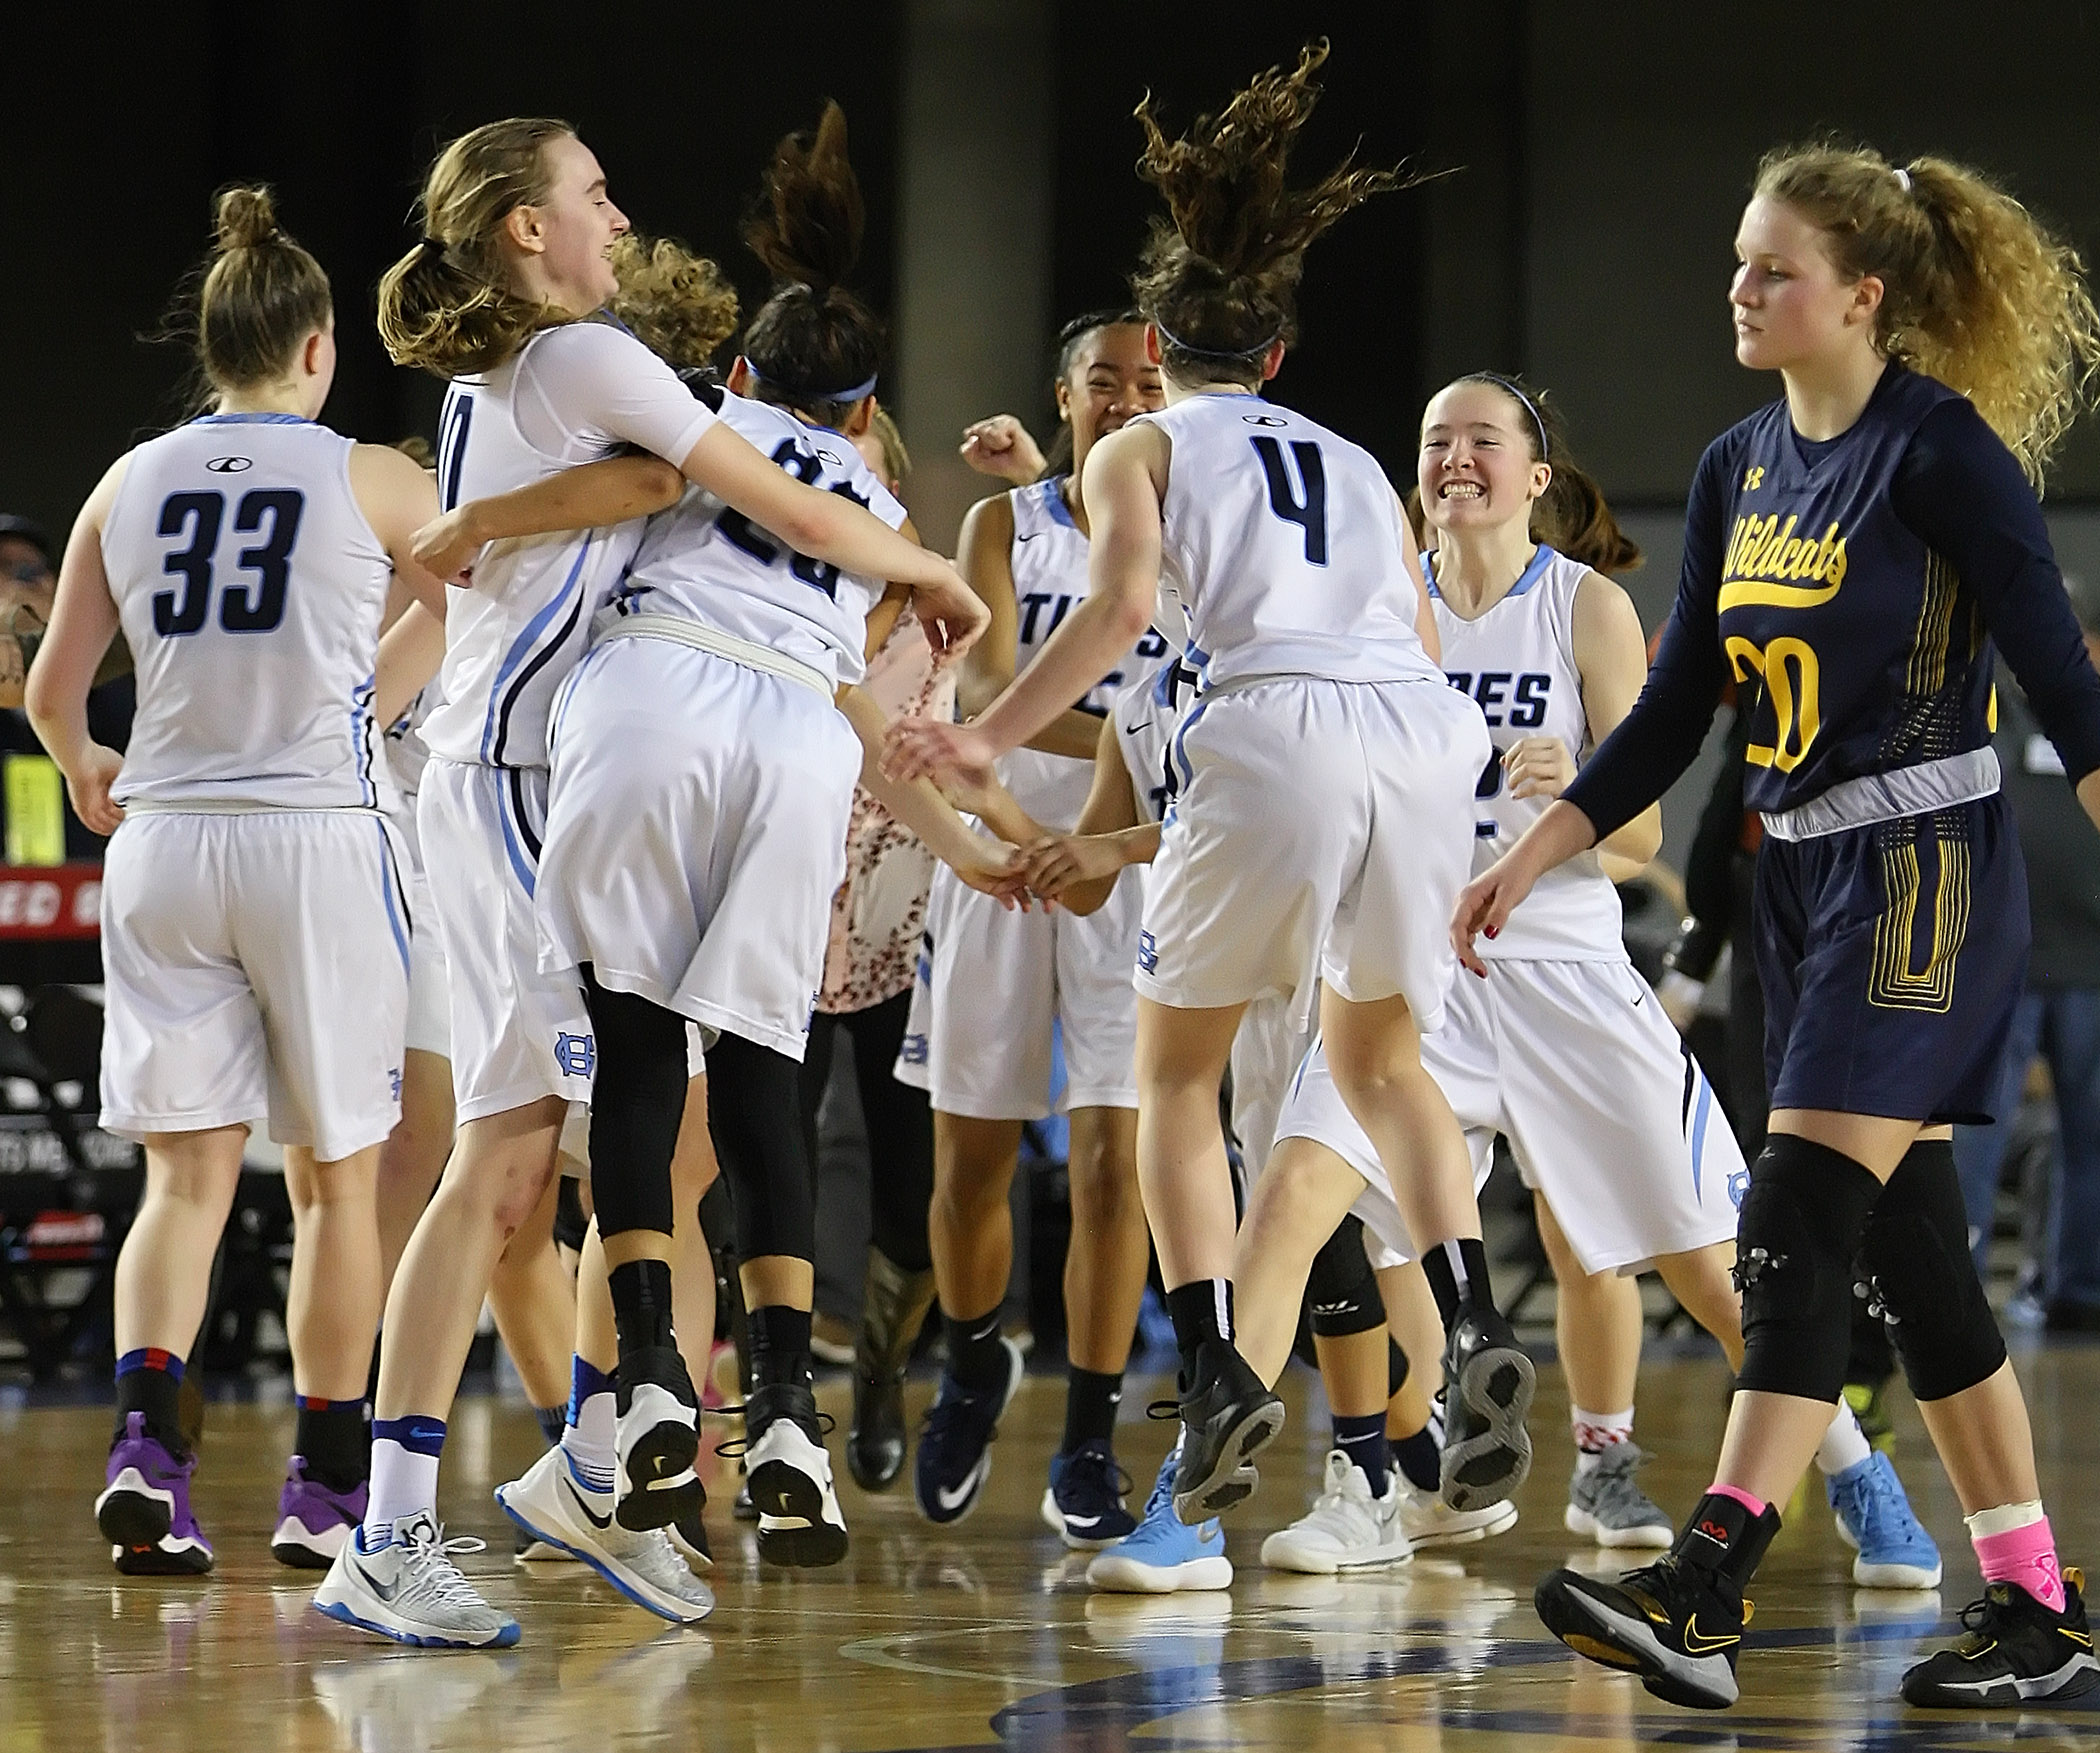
left=613, top=1345, right=703, bottom=1532
left=742, top=1381, right=848, bottom=1568
left=1901, top=1569, right=2099, bottom=1707
left=1171, top=1339, right=1285, bottom=1524
left=1535, top=1554, right=1753, bottom=1710
left=1040, top=1439, right=1137, bottom=1549
left=1439, top=1307, right=1535, bottom=1512
left=912, top=1338, right=1025, bottom=1525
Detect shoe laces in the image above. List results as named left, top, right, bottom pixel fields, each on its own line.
left=1058, top=1441, right=1131, bottom=1504
left=1298, top=1459, right=1380, bottom=1541
left=716, top=1401, right=834, bottom=1459
left=395, top=1523, right=494, bottom=1611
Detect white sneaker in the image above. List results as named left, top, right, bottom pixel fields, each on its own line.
left=312, top=1511, right=519, bottom=1649
left=1398, top=1481, right=1518, bottom=1548
left=614, top=1361, right=702, bottom=1532
left=1260, top=1451, right=1414, bottom=1575
left=496, top=1445, right=714, bottom=1624
left=745, top=1387, right=848, bottom=1568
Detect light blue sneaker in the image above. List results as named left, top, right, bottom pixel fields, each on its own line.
left=1827, top=1451, right=1942, bottom=1588
left=1086, top=1449, right=1232, bottom=1594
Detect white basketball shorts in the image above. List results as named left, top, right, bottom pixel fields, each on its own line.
left=893, top=861, right=1141, bottom=1119
left=538, top=638, right=860, bottom=1063
left=385, top=791, right=451, bottom=1060
left=418, top=758, right=595, bottom=1123
left=1136, top=676, right=1487, bottom=1030
left=99, top=809, right=409, bottom=1161
left=1277, top=957, right=1744, bottom=1275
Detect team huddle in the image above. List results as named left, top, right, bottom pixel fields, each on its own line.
left=28, top=41, right=2100, bottom=1716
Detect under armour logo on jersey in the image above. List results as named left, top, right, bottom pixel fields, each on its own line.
left=1742, top=465, right=1766, bottom=490
left=1137, top=930, right=1159, bottom=974
left=554, top=1031, right=596, bottom=1078
left=205, top=456, right=252, bottom=473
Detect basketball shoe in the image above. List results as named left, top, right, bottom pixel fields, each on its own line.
left=1088, top=1448, right=1233, bottom=1594
left=743, top=1381, right=849, bottom=1566
left=914, top=1336, right=1024, bottom=1525
left=1900, top=1570, right=2098, bottom=1706
left=1041, top=1439, right=1137, bottom=1549
left=1825, top=1451, right=1941, bottom=1588
left=271, top=1457, right=367, bottom=1570
left=613, top=1345, right=703, bottom=1532
left=97, top=1412, right=212, bottom=1576
left=312, top=1511, right=519, bottom=1649
left=1171, top=1338, right=1284, bottom=1522
left=1400, top=1481, right=1518, bottom=1548
left=1438, top=1307, right=1534, bottom=1513
left=1261, top=1449, right=1413, bottom=1575
left=1565, top=1444, right=1673, bottom=1549
left=495, top=1445, right=714, bottom=1622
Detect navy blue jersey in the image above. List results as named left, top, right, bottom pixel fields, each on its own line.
left=1567, top=365, right=2100, bottom=835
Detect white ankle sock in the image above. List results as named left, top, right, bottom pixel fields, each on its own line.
left=563, top=1388, right=617, bottom=1494
left=364, top=1439, right=440, bottom=1542
left=1814, top=1403, right=1873, bottom=1476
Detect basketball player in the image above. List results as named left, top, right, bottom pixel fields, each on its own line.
left=315, top=117, right=983, bottom=1650
left=1460, top=146, right=2100, bottom=1709
left=25, top=190, right=443, bottom=1577
left=887, top=43, right=1533, bottom=1527
left=898, top=310, right=1165, bottom=1544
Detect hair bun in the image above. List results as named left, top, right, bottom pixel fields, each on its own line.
left=213, top=185, right=281, bottom=253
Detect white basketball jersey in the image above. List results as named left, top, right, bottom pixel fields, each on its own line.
left=1429, top=544, right=1624, bottom=961
left=383, top=687, right=436, bottom=801
left=100, top=414, right=391, bottom=810
left=1133, top=393, right=1442, bottom=693
left=1112, top=652, right=1201, bottom=827
left=1000, top=477, right=1172, bottom=828
left=420, top=324, right=712, bottom=769
left=604, top=389, right=904, bottom=688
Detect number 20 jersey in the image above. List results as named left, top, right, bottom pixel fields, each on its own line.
left=101, top=414, right=393, bottom=811
left=1129, top=392, right=1442, bottom=693
left=1429, top=544, right=1623, bottom=962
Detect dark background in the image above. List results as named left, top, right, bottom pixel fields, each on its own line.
left=7, top=0, right=2099, bottom=553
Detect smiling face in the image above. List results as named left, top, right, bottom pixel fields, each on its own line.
left=1729, top=194, right=1883, bottom=374
left=1057, top=323, right=1164, bottom=472
left=509, top=133, right=629, bottom=316
left=1417, top=379, right=1550, bottom=539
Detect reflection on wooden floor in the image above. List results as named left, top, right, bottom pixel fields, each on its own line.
left=5, top=1347, right=2098, bottom=1751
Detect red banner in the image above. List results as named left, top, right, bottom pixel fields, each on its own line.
left=0, top=865, right=102, bottom=938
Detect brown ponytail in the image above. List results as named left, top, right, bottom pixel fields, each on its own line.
left=378, top=117, right=575, bottom=379
left=186, top=185, right=332, bottom=398
left=1446, top=374, right=1643, bottom=576
left=1131, top=41, right=1419, bottom=384
left=1756, top=143, right=2100, bottom=484
left=610, top=235, right=740, bottom=373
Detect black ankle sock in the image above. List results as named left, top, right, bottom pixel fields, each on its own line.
left=943, top=1310, right=1008, bottom=1392
left=1394, top=1426, right=1440, bottom=1493
left=1164, top=1279, right=1233, bottom=1358
left=748, top=1305, right=813, bottom=1390
left=1420, top=1238, right=1495, bottom=1330
left=295, top=1398, right=371, bottom=1492
left=1388, top=1335, right=1410, bottom=1398
left=1673, top=1490, right=1783, bottom=1592
left=608, top=1258, right=677, bottom=1363
left=534, top=1404, right=567, bottom=1446
left=1060, top=1368, right=1123, bottom=1453
left=115, top=1350, right=186, bottom=1453
left=1333, top=1412, right=1392, bottom=1491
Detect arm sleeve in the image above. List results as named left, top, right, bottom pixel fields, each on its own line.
left=1891, top=399, right=2100, bottom=785
left=515, top=322, right=719, bottom=468
left=1560, top=435, right=1738, bottom=840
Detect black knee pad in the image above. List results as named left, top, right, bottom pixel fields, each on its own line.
left=705, top=1031, right=815, bottom=1265
left=1857, top=1139, right=2007, bottom=1402
left=582, top=972, right=687, bottom=1241
left=1732, top=1135, right=1883, bottom=1403
left=1306, top=1215, right=1386, bottom=1338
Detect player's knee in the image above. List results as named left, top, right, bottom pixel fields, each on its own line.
left=1857, top=1139, right=2006, bottom=1402
left=1732, top=1134, right=1883, bottom=1403
left=1307, top=1215, right=1387, bottom=1338
left=705, top=1032, right=815, bottom=1264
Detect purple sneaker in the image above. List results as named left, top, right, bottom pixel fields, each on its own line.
left=96, top=1411, right=213, bottom=1575
left=271, top=1456, right=368, bottom=1571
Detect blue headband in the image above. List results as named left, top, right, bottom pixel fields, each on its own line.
left=1470, top=373, right=1550, bottom=460
left=744, top=359, right=878, bottom=404
left=1153, top=319, right=1280, bottom=364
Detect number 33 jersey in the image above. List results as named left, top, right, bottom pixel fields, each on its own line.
left=1131, top=392, right=1441, bottom=694
left=100, top=414, right=393, bottom=811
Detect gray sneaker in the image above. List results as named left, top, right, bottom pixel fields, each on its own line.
left=313, top=1511, right=520, bottom=1648
left=1563, top=1444, right=1673, bottom=1549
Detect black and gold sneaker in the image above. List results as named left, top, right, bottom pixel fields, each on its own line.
left=1900, top=1568, right=2099, bottom=1708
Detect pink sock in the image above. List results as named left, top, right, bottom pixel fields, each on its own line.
left=1707, top=1483, right=1767, bottom=1517
left=1972, top=1510, right=2065, bottom=1613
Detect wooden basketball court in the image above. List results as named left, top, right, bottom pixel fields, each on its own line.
left=5, top=1346, right=2097, bottom=1751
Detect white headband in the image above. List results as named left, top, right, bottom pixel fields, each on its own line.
left=1894, top=167, right=1913, bottom=193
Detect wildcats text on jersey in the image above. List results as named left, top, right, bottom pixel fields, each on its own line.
left=1720, top=514, right=1850, bottom=597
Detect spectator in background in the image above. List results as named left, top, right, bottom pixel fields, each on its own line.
left=1953, top=572, right=2100, bottom=1332
left=0, top=515, right=58, bottom=708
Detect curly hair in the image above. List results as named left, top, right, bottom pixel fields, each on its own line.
left=1130, top=41, right=1417, bottom=384
left=610, top=234, right=739, bottom=372
left=1756, top=143, right=2100, bottom=485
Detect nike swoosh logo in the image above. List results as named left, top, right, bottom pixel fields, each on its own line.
left=1682, top=1617, right=1739, bottom=1654
left=936, top=1476, right=980, bottom=1512
left=1017, top=532, right=1042, bottom=543
left=1126, top=720, right=1153, bottom=735
left=1062, top=1513, right=1102, bottom=1529
left=562, top=1475, right=613, bottom=1530
left=1633, top=992, right=1645, bottom=1007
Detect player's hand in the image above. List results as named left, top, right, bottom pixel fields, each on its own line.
left=933, top=744, right=1005, bottom=821
left=958, top=415, right=1047, bottom=486
left=885, top=715, right=995, bottom=787
left=1020, top=833, right=1125, bottom=900
left=1503, top=735, right=1576, bottom=800
left=410, top=504, right=485, bottom=584
left=951, top=833, right=1031, bottom=911
left=0, top=633, right=25, bottom=710
left=64, top=744, right=126, bottom=838
left=1451, top=850, right=1541, bottom=978
left=912, top=561, right=990, bottom=661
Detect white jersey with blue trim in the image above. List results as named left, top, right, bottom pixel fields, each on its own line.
left=600, top=388, right=904, bottom=689
left=1112, top=653, right=1200, bottom=827
left=100, top=414, right=391, bottom=811
left=1430, top=543, right=1623, bottom=961
left=419, top=321, right=718, bottom=770
left=1001, top=476, right=1173, bottom=827
left=1132, top=392, right=1442, bottom=693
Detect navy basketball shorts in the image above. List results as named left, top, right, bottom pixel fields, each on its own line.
left=1754, top=793, right=2028, bottom=1125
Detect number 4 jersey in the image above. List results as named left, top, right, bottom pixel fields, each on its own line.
left=1130, top=391, right=1442, bottom=694
left=101, top=413, right=392, bottom=811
